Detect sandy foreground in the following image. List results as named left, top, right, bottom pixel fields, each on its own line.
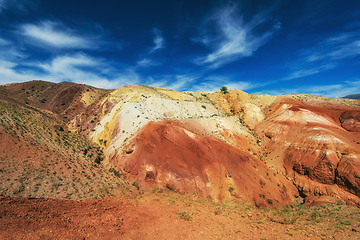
left=1, top=190, right=360, bottom=240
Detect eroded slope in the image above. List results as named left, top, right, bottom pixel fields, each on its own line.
left=255, top=97, right=360, bottom=206
left=110, top=121, right=296, bottom=207
left=0, top=90, right=123, bottom=200
left=2, top=81, right=360, bottom=208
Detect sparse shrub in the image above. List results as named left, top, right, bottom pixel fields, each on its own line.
left=151, top=187, right=163, bottom=194
left=132, top=181, right=139, bottom=190
left=307, top=210, right=320, bottom=223
left=94, top=156, right=102, bottom=164
left=214, top=208, right=222, bottom=215
left=166, top=184, right=176, bottom=192
left=13, top=183, right=25, bottom=195
left=178, top=211, right=192, bottom=221
left=229, top=186, right=235, bottom=193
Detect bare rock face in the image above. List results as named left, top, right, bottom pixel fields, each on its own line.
left=239, top=103, right=265, bottom=130
left=256, top=101, right=360, bottom=206
left=336, top=155, right=360, bottom=196
left=340, top=111, right=360, bottom=132
left=110, top=121, right=297, bottom=207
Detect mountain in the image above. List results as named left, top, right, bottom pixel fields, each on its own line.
left=343, top=94, right=360, bottom=100
left=1, top=80, right=360, bottom=208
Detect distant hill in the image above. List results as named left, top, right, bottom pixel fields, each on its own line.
left=343, top=94, right=360, bottom=99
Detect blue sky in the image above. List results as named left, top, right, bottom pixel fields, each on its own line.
left=0, top=0, right=360, bottom=97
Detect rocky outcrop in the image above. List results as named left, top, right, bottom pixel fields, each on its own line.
left=340, top=111, right=360, bottom=132
left=256, top=100, right=360, bottom=206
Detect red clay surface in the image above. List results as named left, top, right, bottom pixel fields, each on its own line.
left=111, top=120, right=297, bottom=207
left=2, top=193, right=360, bottom=240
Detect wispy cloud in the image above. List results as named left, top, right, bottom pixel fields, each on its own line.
left=0, top=37, right=10, bottom=45
left=21, top=20, right=92, bottom=49
left=0, top=37, right=26, bottom=61
left=0, top=49, right=139, bottom=89
left=149, top=28, right=164, bottom=53
left=193, top=4, right=280, bottom=69
left=286, top=31, right=360, bottom=80
left=39, top=53, right=98, bottom=73
left=146, top=73, right=198, bottom=91
left=0, top=0, right=6, bottom=12
left=190, top=75, right=265, bottom=92
left=0, top=59, right=39, bottom=84
left=136, top=58, right=160, bottom=68
left=37, top=53, right=140, bottom=88
left=260, top=79, right=360, bottom=98
left=0, top=0, right=33, bottom=14
left=0, top=28, right=163, bottom=89
left=284, top=63, right=335, bottom=80
left=309, top=33, right=360, bottom=61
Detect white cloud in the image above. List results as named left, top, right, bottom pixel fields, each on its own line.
left=168, top=75, right=194, bottom=90
left=286, top=31, right=360, bottom=80
left=80, top=70, right=141, bottom=89
left=37, top=53, right=140, bottom=88
left=0, top=0, right=32, bottom=14
left=260, top=80, right=360, bottom=98
left=0, top=37, right=25, bottom=61
left=0, top=59, right=39, bottom=85
left=189, top=75, right=265, bottom=93
left=194, top=4, right=279, bottom=69
left=39, top=53, right=98, bottom=73
left=306, top=34, right=360, bottom=62
left=0, top=0, right=5, bottom=11
left=0, top=38, right=37, bottom=85
left=0, top=37, right=10, bottom=45
left=22, top=20, right=91, bottom=49
left=227, top=82, right=258, bottom=91
left=149, top=28, right=164, bottom=53
left=136, top=58, right=160, bottom=68
left=285, top=63, right=335, bottom=80
left=146, top=74, right=198, bottom=91
left=0, top=50, right=140, bottom=89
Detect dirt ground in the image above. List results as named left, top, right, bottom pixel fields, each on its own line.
left=1, top=191, right=360, bottom=240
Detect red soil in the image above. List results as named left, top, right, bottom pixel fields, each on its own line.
left=2, top=194, right=360, bottom=240
left=110, top=120, right=297, bottom=207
